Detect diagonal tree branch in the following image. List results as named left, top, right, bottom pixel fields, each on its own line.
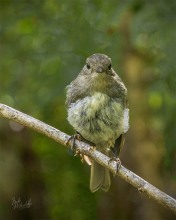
left=0, top=103, right=176, bottom=214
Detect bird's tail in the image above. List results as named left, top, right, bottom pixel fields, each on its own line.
left=90, top=161, right=111, bottom=193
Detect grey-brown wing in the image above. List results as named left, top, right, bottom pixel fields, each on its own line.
left=112, top=72, right=129, bottom=156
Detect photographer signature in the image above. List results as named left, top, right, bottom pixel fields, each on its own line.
left=12, top=197, right=32, bottom=210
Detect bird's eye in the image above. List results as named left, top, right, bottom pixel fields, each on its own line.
left=86, top=63, right=91, bottom=69
left=108, top=63, right=111, bottom=70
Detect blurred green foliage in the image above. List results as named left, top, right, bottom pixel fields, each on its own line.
left=0, top=0, right=176, bottom=219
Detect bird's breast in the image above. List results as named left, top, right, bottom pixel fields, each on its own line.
left=67, top=92, right=126, bottom=146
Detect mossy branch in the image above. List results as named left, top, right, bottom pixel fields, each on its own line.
left=0, top=103, right=176, bottom=214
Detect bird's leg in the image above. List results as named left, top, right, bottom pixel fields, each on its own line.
left=108, top=135, right=123, bottom=174
left=65, top=131, right=82, bottom=155
left=66, top=132, right=95, bottom=165
left=108, top=151, right=121, bottom=175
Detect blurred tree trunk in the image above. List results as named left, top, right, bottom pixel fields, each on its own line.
left=98, top=9, right=175, bottom=220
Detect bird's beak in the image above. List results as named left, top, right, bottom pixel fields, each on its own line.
left=96, top=66, right=104, bottom=73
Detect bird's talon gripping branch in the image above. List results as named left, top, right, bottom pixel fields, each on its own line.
left=66, top=133, right=92, bottom=165
left=89, top=145, right=96, bottom=152
left=65, top=133, right=81, bottom=154
left=108, top=157, right=121, bottom=174
left=74, top=148, right=80, bottom=156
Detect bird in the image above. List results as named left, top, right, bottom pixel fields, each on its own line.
left=66, top=53, right=129, bottom=192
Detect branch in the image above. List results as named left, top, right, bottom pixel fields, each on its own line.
left=0, top=103, right=176, bottom=214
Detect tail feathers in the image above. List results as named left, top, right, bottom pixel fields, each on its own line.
left=90, top=161, right=111, bottom=193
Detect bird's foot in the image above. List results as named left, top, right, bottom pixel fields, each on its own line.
left=108, top=157, right=121, bottom=175
left=65, top=132, right=82, bottom=156
left=65, top=132, right=93, bottom=165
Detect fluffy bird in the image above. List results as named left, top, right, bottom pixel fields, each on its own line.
left=66, top=53, right=129, bottom=192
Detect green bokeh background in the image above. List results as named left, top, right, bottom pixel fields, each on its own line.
left=0, top=1, right=176, bottom=219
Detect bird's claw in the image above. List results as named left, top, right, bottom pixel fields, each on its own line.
left=108, top=157, right=121, bottom=175
left=65, top=133, right=82, bottom=154
left=65, top=133, right=92, bottom=165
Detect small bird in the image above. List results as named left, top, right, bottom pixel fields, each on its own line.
left=66, top=53, right=129, bottom=192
